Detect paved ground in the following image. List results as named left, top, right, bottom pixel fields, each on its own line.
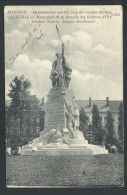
left=6, top=154, right=124, bottom=187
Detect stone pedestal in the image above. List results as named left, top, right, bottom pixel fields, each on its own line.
left=20, top=86, right=108, bottom=156
left=44, top=86, right=75, bottom=132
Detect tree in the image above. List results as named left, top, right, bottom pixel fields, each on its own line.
left=118, top=103, right=124, bottom=145
left=92, top=104, right=105, bottom=145
left=86, top=124, right=94, bottom=144
left=79, top=107, right=89, bottom=137
left=105, top=110, right=115, bottom=145
left=8, top=75, right=32, bottom=117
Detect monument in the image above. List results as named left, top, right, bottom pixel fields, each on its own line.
left=20, top=27, right=108, bottom=155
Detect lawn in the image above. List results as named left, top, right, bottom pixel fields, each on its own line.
left=6, top=154, right=124, bottom=187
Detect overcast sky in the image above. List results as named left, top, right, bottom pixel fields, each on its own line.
left=5, top=6, right=123, bottom=101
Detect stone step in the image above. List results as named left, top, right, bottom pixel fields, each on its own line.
left=69, top=144, right=88, bottom=148
left=20, top=148, right=93, bottom=156
left=69, top=139, right=88, bottom=145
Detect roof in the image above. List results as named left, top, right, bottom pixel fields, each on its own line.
left=109, top=101, right=122, bottom=112
left=5, top=99, right=122, bottom=113
left=75, top=100, right=122, bottom=113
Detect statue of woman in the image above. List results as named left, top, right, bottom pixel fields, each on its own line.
left=50, top=43, right=72, bottom=87
left=66, top=105, right=75, bottom=139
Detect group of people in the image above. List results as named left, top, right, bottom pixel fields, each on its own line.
left=6, top=146, right=21, bottom=155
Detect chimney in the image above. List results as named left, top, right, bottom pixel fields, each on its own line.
left=42, top=97, right=44, bottom=105
left=106, top=97, right=109, bottom=107
left=89, top=97, right=91, bottom=107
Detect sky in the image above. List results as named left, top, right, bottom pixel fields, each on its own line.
left=4, top=6, right=123, bottom=101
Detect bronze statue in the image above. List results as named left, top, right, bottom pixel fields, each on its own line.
left=50, top=43, right=72, bottom=88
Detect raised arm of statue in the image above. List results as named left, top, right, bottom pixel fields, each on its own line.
left=62, top=43, right=64, bottom=58
left=52, top=60, right=57, bottom=69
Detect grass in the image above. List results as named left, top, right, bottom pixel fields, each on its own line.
left=6, top=154, right=124, bottom=187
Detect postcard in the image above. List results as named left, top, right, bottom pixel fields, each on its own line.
left=5, top=5, right=124, bottom=187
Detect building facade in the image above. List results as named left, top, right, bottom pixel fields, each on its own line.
left=5, top=95, right=45, bottom=142
left=5, top=97, right=122, bottom=140
left=76, top=97, right=122, bottom=138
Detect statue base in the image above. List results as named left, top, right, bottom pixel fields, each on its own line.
left=20, top=86, right=108, bottom=155
left=20, top=130, right=108, bottom=155
left=20, top=145, right=108, bottom=156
